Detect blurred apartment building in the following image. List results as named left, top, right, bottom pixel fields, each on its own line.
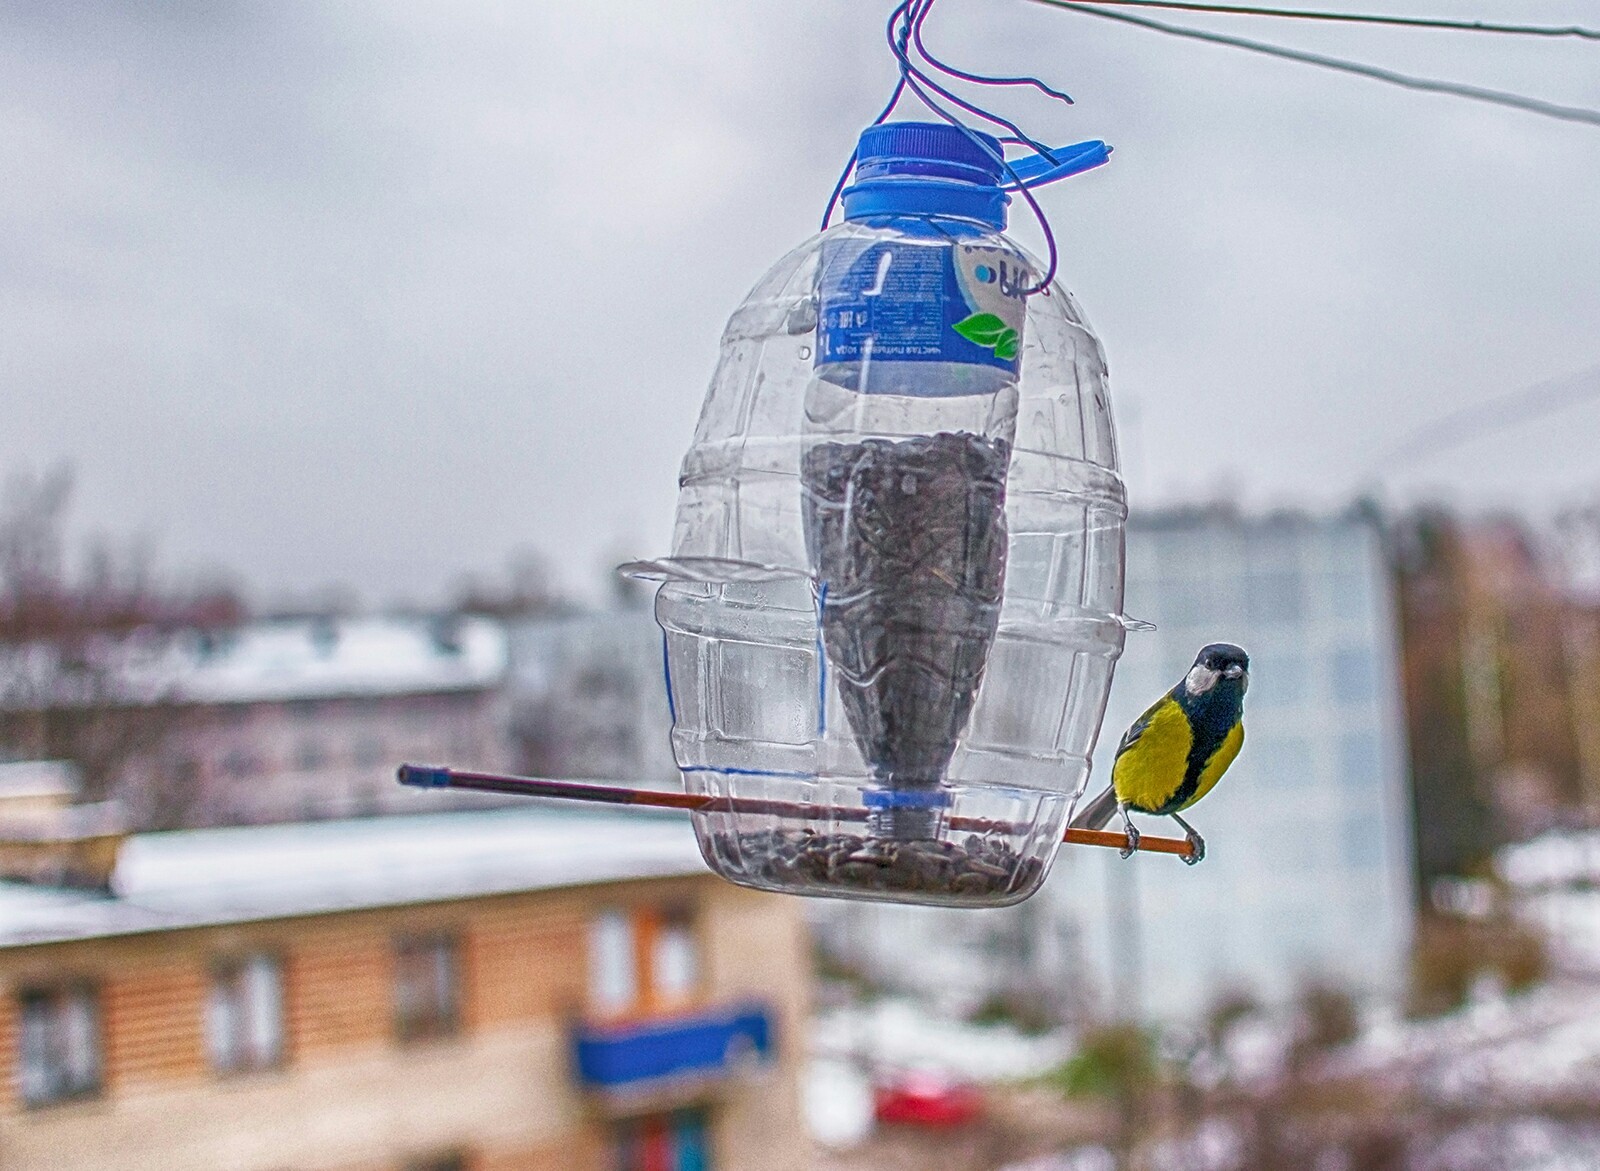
left=120, top=615, right=517, bottom=827
left=0, top=769, right=809, bottom=1171
left=509, top=608, right=677, bottom=785
left=812, top=507, right=1417, bottom=1022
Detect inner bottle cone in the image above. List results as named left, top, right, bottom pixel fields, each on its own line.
left=802, top=430, right=1010, bottom=840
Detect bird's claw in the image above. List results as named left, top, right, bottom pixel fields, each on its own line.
left=1119, top=825, right=1141, bottom=858
left=1182, top=830, right=1205, bottom=866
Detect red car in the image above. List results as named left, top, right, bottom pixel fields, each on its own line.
left=873, top=1071, right=984, bottom=1128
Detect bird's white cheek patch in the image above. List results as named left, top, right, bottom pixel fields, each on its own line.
left=1185, top=665, right=1220, bottom=695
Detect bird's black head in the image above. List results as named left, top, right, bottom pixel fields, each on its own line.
left=1197, top=643, right=1248, bottom=673
left=1182, top=643, right=1249, bottom=699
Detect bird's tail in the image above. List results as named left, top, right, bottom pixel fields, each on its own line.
left=1069, top=783, right=1119, bottom=831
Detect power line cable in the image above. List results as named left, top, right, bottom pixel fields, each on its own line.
left=1374, top=363, right=1600, bottom=471
left=1042, top=0, right=1600, bottom=39
left=1029, top=0, right=1600, bottom=127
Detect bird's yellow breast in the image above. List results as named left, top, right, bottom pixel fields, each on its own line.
left=1179, top=721, right=1244, bottom=812
left=1111, top=698, right=1194, bottom=813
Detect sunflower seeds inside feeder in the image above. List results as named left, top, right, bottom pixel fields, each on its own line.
left=803, top=431, right=1010, bottom=840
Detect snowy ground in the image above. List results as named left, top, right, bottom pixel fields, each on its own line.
left=805, top=997, right=1076, bottom=1152
left=810, top=998, right=1073, bottom=1081
left=808, top=830, right=1600, bottom=1169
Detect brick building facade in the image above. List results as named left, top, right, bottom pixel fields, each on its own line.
left=0, top=806, right=810, bottom=1170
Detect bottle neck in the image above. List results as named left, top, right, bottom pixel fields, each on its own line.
left=840, top=177, right=1008, bottom=229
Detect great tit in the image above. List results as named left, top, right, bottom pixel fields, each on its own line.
left=1069, top=643, right=1249, bottom=865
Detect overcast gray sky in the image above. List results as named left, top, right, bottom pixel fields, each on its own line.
left=4, top=0, right=1598, bottom=606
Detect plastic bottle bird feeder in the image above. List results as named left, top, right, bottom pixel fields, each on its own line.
left=623, top=121, right=1129, bottom=907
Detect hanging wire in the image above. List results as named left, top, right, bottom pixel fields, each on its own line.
left=819, top=75, right=907, bottom=233
left=819, top=12, right=919, bottom=231
left=889, top=1, right=1063, bottom=157
left=911, top=8, right=1077, bottom=101
left=1038, top=0, right=1600, bottom=38
left=885, top=2, right=1065, bottom=293
left=1030, top=0, right=1600, bottom=128
left=821, top=0, right=1081, bottom=295
left=895, top=69, right=1065, bottom=294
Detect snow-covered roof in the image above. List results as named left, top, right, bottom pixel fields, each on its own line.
left=0, top=806, right=708, bottom=949
left=1499, top=830, right=1600, bottom=891
left=168, top=615, right=508, bottom=704
left=0, top=760, right=80, bottom=800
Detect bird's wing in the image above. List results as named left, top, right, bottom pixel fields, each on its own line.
left=1111, top=696, right=1196, bottom=814
left=1115, top=694, right=1170, bottom=759
left=1071, top=693, right=1177, bottom=831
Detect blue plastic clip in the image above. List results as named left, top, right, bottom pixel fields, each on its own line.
left=1002, top=140, right=1113, bottom=190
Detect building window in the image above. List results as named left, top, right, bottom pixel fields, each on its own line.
left=1244, top=569, right=1305, bottom=624
left=354, top=736, right=386, bottom=768
left=1339, top=731, right=1382, bottom=789
left=207, top=954, right=285, bottom=1073
left=394, top=934, right=460, bottom=1042
left=652, top=905, right=700, bottom=1006
left=1343, top=814, right=1386, bottom=867
left=17, top=985, right=102, bottom=1107
left=1156, top=577, right=1218, bottom=628
left=295, top=741, right=327, bottom=771
left=589, top=909, right=638, bottom=1016
left=613, top=1109, right=712, bottom=1171
left=1331, top=648, right=1377, bottom=705
left=403, top=1152, right=467, bottom=1171
left=588, top=905, right=701, bottom=1016
left=1250, top=733, right=1315, bottom=786
left=220, top=749, right=261, bottom=779
left=169, top=756, right=203, bottom=790
left=1246, top=652, right=1308, bottom=710
left=1328, top=571, right=1374, bottom=619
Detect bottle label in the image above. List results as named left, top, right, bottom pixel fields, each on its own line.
left=816, top=237, right=1029, bottom=376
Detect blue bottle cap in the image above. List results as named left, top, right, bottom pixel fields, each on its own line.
left=843, top=121, right=1008, bottom=227
left=852, top=122, right=1007, bottom=186
left=841, top=121, right=1111, bottom=228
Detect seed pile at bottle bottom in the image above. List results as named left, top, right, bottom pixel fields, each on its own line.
left=711, top=828, right=1042, bottom=898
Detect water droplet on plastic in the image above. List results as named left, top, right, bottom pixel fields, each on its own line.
left=1118, top=614, right=1158, bottom=633
left=798, top=345, right=812, bottom=360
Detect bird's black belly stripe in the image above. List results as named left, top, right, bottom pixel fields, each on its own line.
left=1153, top=745, right=1214, bottom=814
left=1151, top=701, right=1234, bottom=815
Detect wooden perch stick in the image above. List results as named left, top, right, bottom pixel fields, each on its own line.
left=398, top=765, right=1197, bottom=860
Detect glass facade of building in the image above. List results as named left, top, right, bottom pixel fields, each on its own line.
left=1046, top=512, right=1415, bottom=1019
